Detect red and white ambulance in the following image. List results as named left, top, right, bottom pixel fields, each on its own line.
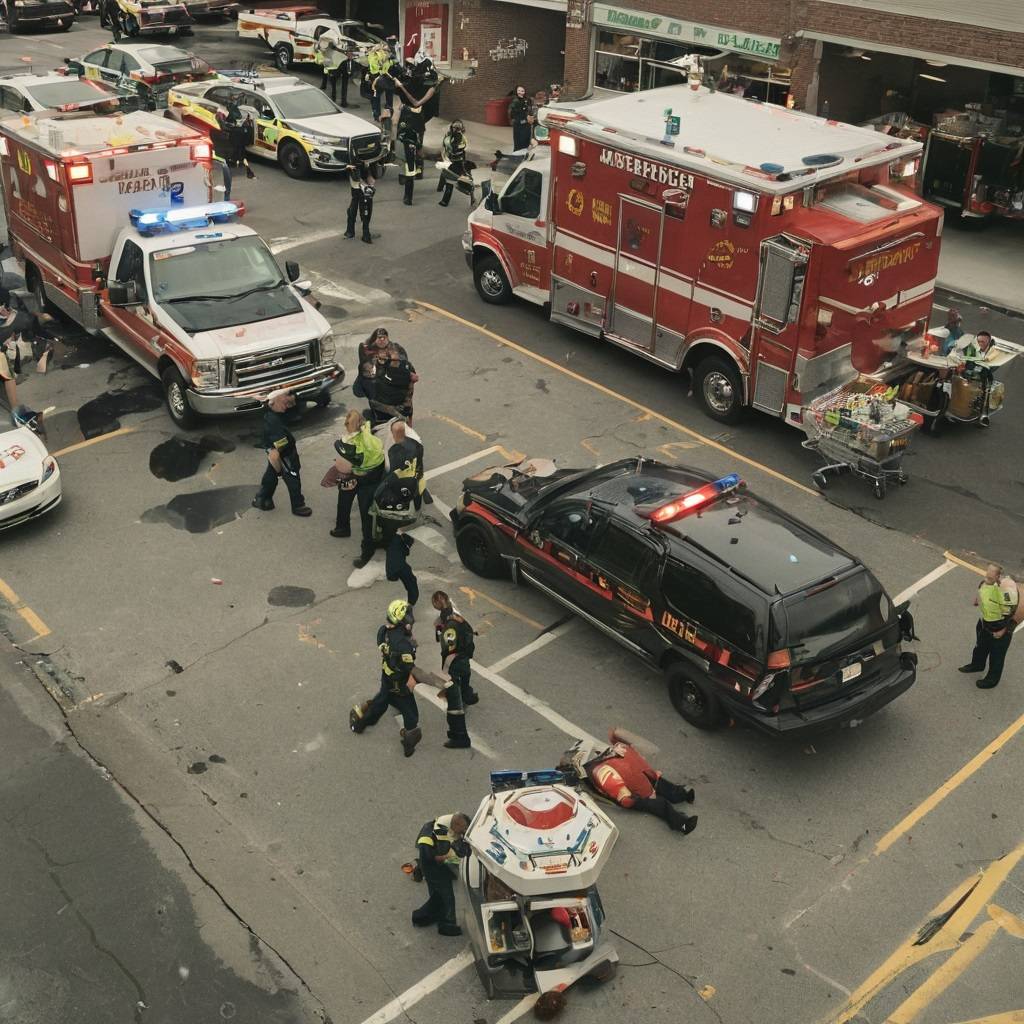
left=463, top=84, right=943, bottom=425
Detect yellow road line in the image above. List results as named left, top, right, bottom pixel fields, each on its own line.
left=17, top=606, right=51, bottom=640
left=874, top=709, right=1024, bottom=854
left=0, top=577, right=20, bottom=605
left=829, top=838, right=1024, bottom=1024
left=51, top=426, right=137, bottom=458
left=458, top=585, right=545, bottom=631
left=426, top=413, right=487, bottom=442
left=495, top=445, right=526, bottom=463
left=951, top=1011, right=1024, bottom=1023
left=417, top=301, right=820, bottom=497
left=943, top=550, right=988, bottom=576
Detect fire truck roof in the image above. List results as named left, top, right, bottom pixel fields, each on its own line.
left=542, top=85, right=923, bottom=195
left=0, top=109, right=198, bottom=158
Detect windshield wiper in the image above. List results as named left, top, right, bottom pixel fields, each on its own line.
left=229, top=280, right=287, bottom=300
left=165, top=294, right=229, bottom=303
left=164, top=281, right=286, bottom=304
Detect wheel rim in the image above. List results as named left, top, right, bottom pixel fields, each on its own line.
left=168, top=381, right=186, bottom=418
left=677, top=678, right=704, bottom=716
left=464, top=531, right=490, bottom=572
left=284, top=148, right=301, bottom=173
left=702, top=371, right=735, bottom=415
left=479, top=268, right=504, bottom=297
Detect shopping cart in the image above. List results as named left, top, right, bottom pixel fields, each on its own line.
left=801, top=381, right=920, bottom=499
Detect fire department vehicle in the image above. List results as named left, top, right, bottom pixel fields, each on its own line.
left=236, top=8, right=383, bottom=73
left=112, top=0, right=193, bottom=36
left=0, top=109, right=342, bottom=428
left=464, top=83, right=943, bottom=425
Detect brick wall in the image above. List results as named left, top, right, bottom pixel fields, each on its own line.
left=405, top=0, right=566, bottom=123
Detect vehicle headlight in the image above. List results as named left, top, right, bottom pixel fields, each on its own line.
left=462, top=230, right=472, bottom=251
left=40, top=457, right=57, bottom=483
left=319, top=331, right=336, bottom=363
left=191, top=358, right=220, bottom=389
left=300, top=133, right=341, bottom=148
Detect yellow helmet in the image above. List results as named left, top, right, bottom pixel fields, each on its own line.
left=387, top=599, right=411, bottom=624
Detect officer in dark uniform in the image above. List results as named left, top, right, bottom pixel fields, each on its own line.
left=432, top=590, right=480, bottom=709
left=338, top=46, right=359, bottom=107
left=252, top=389, right=312, bottom=516
left=371, top=344, right=417, bottom=424
left=344, top=157, right=381, bottom=244
left=412, top=813, right=470, bottom=936
left=350, top=599, right=423, bottom=756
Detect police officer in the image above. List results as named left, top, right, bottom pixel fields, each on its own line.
left=411, top=813, right=470, bottom=936
left=367, top=43, right=395, bottom=123
left=333, top=409, right=384, bottom=564
left=338, top=46, right=359, bottom=107
left=432, top=590, right=479, bottom=708
left=351, top=599, right=423, bottom=756
left=371, top=344, right=417, bottom=423
left=344, top=157, right=380, bottom=244
left=386, top=419, right=426, bottom=504
left=252, top=389, right=312, bottom=516
left=317, top=26, right=344, bottom=102
left=960, top=564, right=1018, bottom=689
left=438, top=120, right=472, bottom=207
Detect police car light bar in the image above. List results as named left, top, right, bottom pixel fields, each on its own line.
left=129, top=201, right=245, bottom=235
left=648, top=473, right=742, bottom=524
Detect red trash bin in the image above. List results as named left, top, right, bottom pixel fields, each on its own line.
left=484, top=97, right=512, bottom=127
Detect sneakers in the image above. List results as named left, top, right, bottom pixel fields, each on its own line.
left=251, top=497, right=274, bottom=511
left=402, top=197, right=412, bottom=206
left=437, top=924, right=462, bottom=937
left=292, top=505, right=313, bottom=517
left=438, top=199, right=449, bottom=207
left=245, top=167, right=256, bottom=180
left=444, top=739, right=471, bottom=749
left=401, top=727, right=422, bottom=757
left=681, top=815, right=698, bottom=835
left=361, top=233, right=373, bottom=244
left=959, top=664, right=984, bottom=673
left=330, top=527, right=351, bottom=538
left=463, top=692, right=480, bottom=707
left=344, top=230, right=356, bottom=239
left=976, top=678, right=1000, bottom=689
left=683, top=787, right=696, bottom=804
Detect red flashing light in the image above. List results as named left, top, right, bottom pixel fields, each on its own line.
left=43, top=159, right=58, bottom=182
left=767, top=649, right=791, bottom=669
left=647, top=473, right=742, bottom=524
left=68, top=162, right=92, bottom=184
left=191, top=142, right=212, bottom=162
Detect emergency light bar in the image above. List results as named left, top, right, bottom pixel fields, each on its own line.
left=646, top=473, right=742, bottom=524
left=490, top=769, right=569, bottom=793
left=129, top=200, right=244, bottom=235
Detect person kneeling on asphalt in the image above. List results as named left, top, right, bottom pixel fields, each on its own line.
left=559, top=727, right=697, bottom=835
left=252, top=389, right=312, bottom=516
left=411, top=813, right=470, bottom=936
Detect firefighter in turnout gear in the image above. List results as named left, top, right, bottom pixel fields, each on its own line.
left=438, top=120, right=474, bottom=207
left=432, top=590, right=479, bottom=708
left=411, top=813, right=470, bottom=936
left=397, top=99, right=425, bottom=205
left=350, top=600, right=423, bottom=756
left=344, top=158, right=380, bottom=244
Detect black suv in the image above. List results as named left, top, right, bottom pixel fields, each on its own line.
left=451, top=457, right=917, bottom=738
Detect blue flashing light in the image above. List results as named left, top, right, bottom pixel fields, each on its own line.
left=713, top=473, right=741, bottom=493
left=129, top=201, right=243, bottom=236
left=647, top=472, right=743, bottom=524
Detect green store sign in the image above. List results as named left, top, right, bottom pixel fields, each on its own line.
left=592, top=3, right=782, bottom=60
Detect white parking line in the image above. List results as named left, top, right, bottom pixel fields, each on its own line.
left=487, top=621, right=575, bottom=674
left=472, top=661, right=600, bottom=748
left=357, top=949, right=474, bottom=1024
left=425, top=446, right=501, bottom=480
left=397, top=687, right=499, bottom=759
left=495, top=995, right=536, bottom=1023
left=893, top=560, right=959, bottom=606
left=269, top=228, right=346, bottom=254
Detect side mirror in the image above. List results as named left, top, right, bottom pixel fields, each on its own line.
left=294, top=279, right=312, bottom=292
left=484, top=191, right=499, bottom=213
left=285, top=260, right=300, bottom=282
left=108, top=280, right=139, bottom=306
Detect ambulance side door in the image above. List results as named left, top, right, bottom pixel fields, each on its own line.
left=102, top=240, right=161, bottom=372
left=493, top=164, right=549, bottom=295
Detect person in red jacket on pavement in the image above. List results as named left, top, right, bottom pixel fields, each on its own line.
left=559, top=728, right=698, bottom=834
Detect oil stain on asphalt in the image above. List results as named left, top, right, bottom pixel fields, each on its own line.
left=267, top=585, right=315, bottom=607
left=77, top=385, right=163, bottom=439
left=150, top=435, right=236, bottom=482
left=141, top=485, right=253, bottom=533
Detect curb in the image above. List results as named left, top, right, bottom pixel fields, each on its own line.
left=934, top=283, right=1024, bottom=320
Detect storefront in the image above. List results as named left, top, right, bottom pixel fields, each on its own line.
left=587, top=3, right=789, bottom=103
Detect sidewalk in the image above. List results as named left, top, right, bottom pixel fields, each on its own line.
left=422, top=116, right=513, bottom=166
left=936, top=218, right=1024, bottom=314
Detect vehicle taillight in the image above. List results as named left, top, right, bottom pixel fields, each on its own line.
left=191, top=142, right=212, bottom=162
left=648, top=473, right=741, bottom=524
left=44, top=159, right=58, bottom=182
left=766, top=648, right=791, bottom=669
left=68, top=162, right=92, bottom=184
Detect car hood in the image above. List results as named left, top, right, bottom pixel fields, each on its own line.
left=283, top=111, right=378, bottom=139
left=0, top=428, right=48, bottom=488
left=462, top=461, right=584, bottom=518
left=185, top=307, right=327, bottom=360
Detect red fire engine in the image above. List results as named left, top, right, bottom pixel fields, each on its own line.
left=463, top=84, right=943, bottom=425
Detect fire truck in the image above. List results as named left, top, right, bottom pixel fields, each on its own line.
left=464, top=84, right=943, bottom=425
left=0, top=109, right=342, bottom=427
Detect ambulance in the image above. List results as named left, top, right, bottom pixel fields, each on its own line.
left=464, top=83, right=944, bottom=425
left=0, top=109, right=342, bottom=427
left=236, top=8, right=383, bottom=73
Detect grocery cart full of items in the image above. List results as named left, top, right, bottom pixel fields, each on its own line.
left=801, top=380, right=922, bottom=499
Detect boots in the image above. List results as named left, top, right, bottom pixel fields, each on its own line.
left=345, top=211, right=356, bottom=239
left=361, top=223, right=372, bottom=244
left=656, top=778, right=695, bottom=804
left=401, top=726, right=422, bottom=757
left=350, top=701, right=371, bottom=733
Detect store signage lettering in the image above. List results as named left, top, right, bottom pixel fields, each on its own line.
left=593, top=3, right=781, bottom=60
left=849, top=240, right=922, bottom=282
left=599, top=147, right=694, bottom=190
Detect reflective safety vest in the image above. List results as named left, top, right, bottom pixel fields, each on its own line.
left=417, top=815, right=462, bottom=863
left=368, top=49, right=394, bottom=77
left=979, top=580, right=1015, bottom=623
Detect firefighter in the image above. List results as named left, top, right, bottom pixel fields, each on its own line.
left=367, top=43, right=395, bottom=124
left=438, top=120, right=473, bottom=207
left=386, top=418, right=426, bottom=506
left=432, top=590, right=479, bottom=707
left=332, top=409, right=384, bottom=563
left=370, top=343, right=417, bottom=424
left=411, top=813, right=470, bottom=935
left=370, top=453, right=419, bottom=550
left=351, top=599, right=423, bottom=756
left=252, top=390, right=312, bottom=516
left=960, top=564, right=1018, bottom=689
left=559, top=729, right=698, bottom=834
left=344, top=156, right=379, bottom=244
left=396, top=98, right=425, bottom=206
left=385, top=531, right=418, bottom=606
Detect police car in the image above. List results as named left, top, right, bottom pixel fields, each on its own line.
left=0, top=71, right=134, bottom=115
left=64, top=43, right=216, bottom=110
left=167, top=74, right=383, bottom=178
left=0, top=427, right=62, bottom=532
left=452, top=457, right=918, bottom=738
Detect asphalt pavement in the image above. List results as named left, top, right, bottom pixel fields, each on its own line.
left=1, top=17, right=1023, bottom=1024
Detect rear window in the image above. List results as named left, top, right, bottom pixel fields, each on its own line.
left=781, top=570, right=891, bottom=663
left=662, top=560, right=760, bottom=654
left=25, top=80, right=122, bottom=107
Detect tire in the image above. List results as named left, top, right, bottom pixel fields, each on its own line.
left=161, top=366, right=199, bottom=429
left=473, top=254, right=512, bottom=305
left=279, top=140, right=310, bottom=179
left=666, top=662, right=724, bottom=730
left=455, top=520, right=507, bottom=579
left=274, top=42, right=293, bottom=71
left=812, top=471, right=828, bottom=491
left=695, top=355, right=743, bottom=424
left=873, top=480, right=886, bottom=500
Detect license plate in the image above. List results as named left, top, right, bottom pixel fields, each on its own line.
left=842, top=663, right=862, bottom=683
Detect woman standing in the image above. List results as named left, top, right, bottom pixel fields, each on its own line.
left=509, top=85, right=535, bottom=152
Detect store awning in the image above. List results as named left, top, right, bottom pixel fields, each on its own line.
left=491, top=0, right=566, bottom=10
left=799, top=31, right=1024, bottom=78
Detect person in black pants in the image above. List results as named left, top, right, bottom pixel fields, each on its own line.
left=411, top=813, right=471, bottom=935
left=509, top=85, right=535, bottom=152
left=339, top=47, right=359, bottom=107
left=386, top=532, right=418, bottom=606
left=344, top=157, right=380, bottom=244
left=332, top=410, right=385, bottom=564
left=252, top=390, right=312, bottom=516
